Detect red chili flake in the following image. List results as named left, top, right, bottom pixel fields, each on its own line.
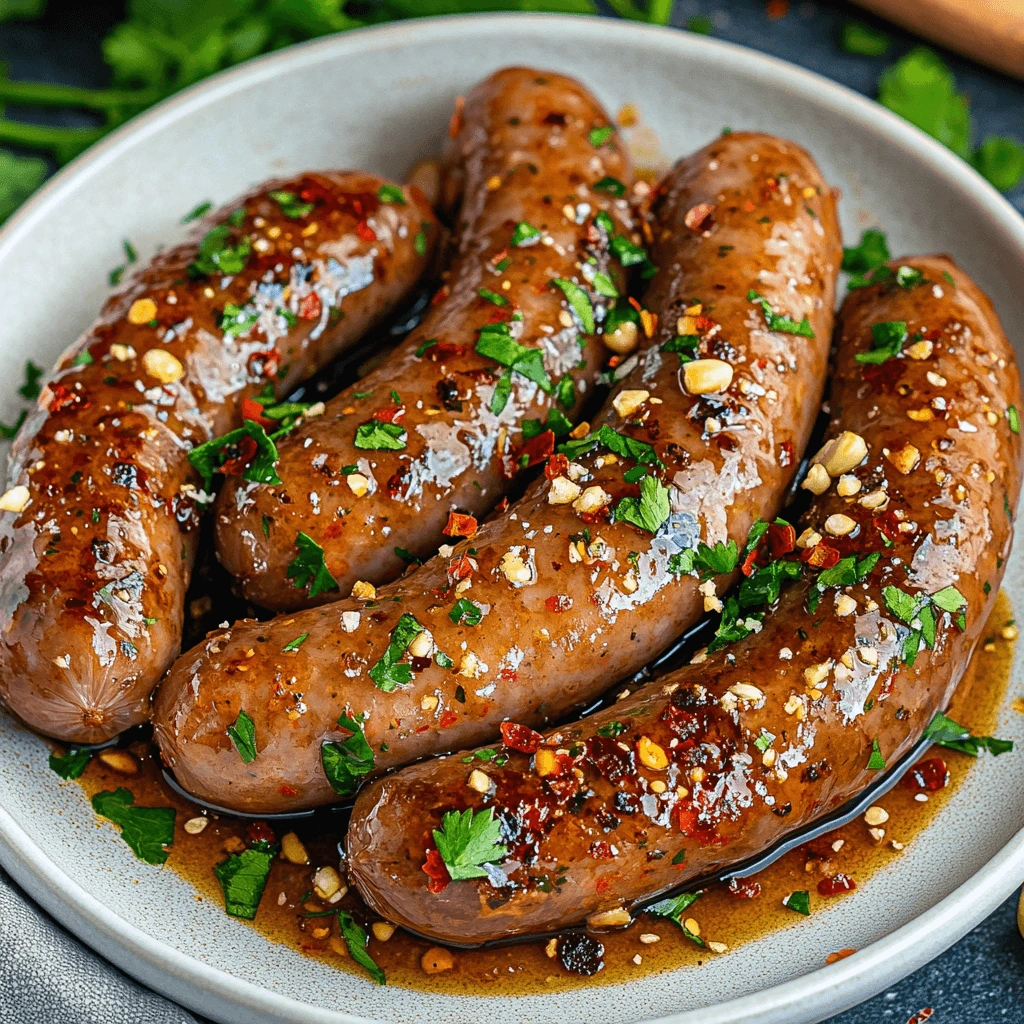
left=431, top=342, right=466, bottom=358
left=439, top=709, right=458, bottom=729
left=728, top=877, right=762, bottom=899
left=247, top=349, right=279, bottom=380
left=743, top=200, right=757, bottom=212
left=817, top=873, right=857, bottom=897
left=497, top=668, right=519, bottom=683
left=684, top=202, right=715, bottom=233
left=430, top=284, right=450, bottom=306
left=503, top=429, right=554, bottom=477
left=247, top=820, right=276, bottom=843
left=802, top=542, right=840, bottom=569
left=545, top=595, right=573, bottom=613
left=694, top=315, right=717, bottom=332
left=386, top=465, right=410, bottom=500
left=277, top=783, right=298, bottom=798
left=490, top=248, right=509, bottom=267
left=46, top=383, right=81, bottom=414
left=589, top=841, right=614, bottom=860
left=219, top=434, right=259, bottom=476
left=443, top=512, right=478, bottom=538
left=903, top=757, right=949, bottom=792
left=447, top=554, right=474, bottom=584
left=905, top=1011, right=933, bottom=1024
left=596, top=876, right=612, bottom=894
left=500, top=721, right=543, bottom=754
left=765, top=0, right=789, bottom=21
left=920, top=328, right=942, bottom=341
left=740, top=544, right=762, bottom=577
left=493, top=497, right=509, bottom=516
left=779, top=440, right=794, bottom=467
left=423, top=848, right=451, bottom=894
left=874, top=509, right=902, bottom=544
left=355, top=220, right=377, bottom=243
left=545, top=453, right=569, bottom=480
left=373, top=403, right=405, bottom=424
left=241, top=396, right=271, bottom=426
left=767, top=522, right=796, bottom=558
left=484, top=307, right=508, bottom=324
left=675, top=802, right=700, bottom=836
left=298, top=292, right=322, bottom=321
left=324, top=520, right=343, bottom=540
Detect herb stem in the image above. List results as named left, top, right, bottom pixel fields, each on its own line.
left=0, top=79, right=160, bottom=112
left=0, top=119, right=107, bottom=164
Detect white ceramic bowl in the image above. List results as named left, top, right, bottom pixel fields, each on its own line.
left=1, top=14, right=1023, bottom=1024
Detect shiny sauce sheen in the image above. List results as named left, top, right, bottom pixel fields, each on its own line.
left=69, top=591, right=1016, bottom=995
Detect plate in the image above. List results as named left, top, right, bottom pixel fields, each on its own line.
left=2, top=13, right=1024, bottom=1024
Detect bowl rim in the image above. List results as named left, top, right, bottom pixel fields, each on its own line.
left=2, top=12, right=1024, bottom=1024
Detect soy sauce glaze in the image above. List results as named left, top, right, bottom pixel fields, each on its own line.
left=61, top=590, right=1017, bottom=994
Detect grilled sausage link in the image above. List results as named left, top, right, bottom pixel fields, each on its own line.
left=346, top=255, right=1022, bottom=945
left=152, top=131, right=839, bottom=814
left=0, top=172, right=437, bottom=743
left=213, top=67, right=635, bottom=612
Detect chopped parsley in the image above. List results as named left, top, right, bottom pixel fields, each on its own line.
left=841, top=20, right=891, bottom=56
left=286, top=532, right=339, bottom=598
left=0, top=409, right=27, bottom=439
left=614, top=475, right=670, bottom=534
left=219, top=302, right=259, bottom=338
left=182, top=200, right=212, bottom=223
left=855, top=320, right=908, bottom=364
left=593, top=176, right=626, bottom=197
left=511, top=221, right=541, bottom=246
left=558, top=423, right=663, bottom=469
left=49, top=747, right=92, bottom=780
left=368, top=613, right=423, bottom=691
left=91, top=788, right=175, bottom=865
left=649, top=890, right=705, bottom=944
left=268, top=189, right=314, bottom=219
left=414, top=226, right=428, bottom=256
left=842, top=228, right=890, bottom=289
left=215, top=839, right=277, bottom=919
left=354, top=421, right=406, bottom=451
left=282, top=633, right=308, bottom=652
left=433, top=807, right=508, bottom=881
left=337, top=911, right=386, bottom=985
left=588, top=125, right=613, bottom=147
left=597, top=721, right=627, bottom=737
left=867, top=739, right=886, bottom=770
left=449, top=597, right=483, bottom=626
left=923, top=711, right=1014, bottom=757
left=748, top=289, right=814, bottom=337
left=188, top=223, right=250, bottom=278
left=478, top=287, right=508, bottom=306
left=475, top=320, right=552, bottom=394
left=552, top=277, right=595, bottom=333
left=18, top=361, right=43, bottom=400
left=321, top=713, right=375, bottom=797
left=1008, top=406, right=1020, bottom=435
left=227, top=709, right=257, bottom=763
left=188, top=420, right=281, bottom=489
left=376, top=183, right=406, bottom=205
left=782, top=890, right=810, bottom=915
left=669, top=539, right=739, bottom=578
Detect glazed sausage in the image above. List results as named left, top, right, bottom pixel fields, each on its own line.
left=152, top=131, right=839, bottom=814
left=346, top=255, right=1023, bottom=945
left=0, top=172, right=437, bottom=743
left=213, top=67, right=635, bottom=612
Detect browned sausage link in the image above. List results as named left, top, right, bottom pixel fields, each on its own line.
left=213, top=68, right=636, bottom=612
left=151, top=132, right=839, bottom=814
left=0, top=173, right=437, bottom=744
left=346, top=255, right=1023, bottom=945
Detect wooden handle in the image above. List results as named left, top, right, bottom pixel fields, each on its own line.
left=854, top=0, right=1024, bottom=79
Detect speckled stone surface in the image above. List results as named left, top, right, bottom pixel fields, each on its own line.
left=1, top=4, right=1023, bottom=1024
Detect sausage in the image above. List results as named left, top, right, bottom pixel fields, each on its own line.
left=152, top=131, right=840, bottom=814
left=0, top=172, right=437, bottom=743
left=213, top=67, right=636, bottom=612
left=345, top=255, right=1023, bottom=945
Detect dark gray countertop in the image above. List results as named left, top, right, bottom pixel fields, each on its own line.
left=2, top=3, right=1022, bottom=1022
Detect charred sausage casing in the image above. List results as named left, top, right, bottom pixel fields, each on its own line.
left=152, top=131, right=840, bottom=814
left=213, top=67, right=636, bottom=611
left=346, top=255, right=1023, bottom=945
left=0, top=172, right=437, bottom=743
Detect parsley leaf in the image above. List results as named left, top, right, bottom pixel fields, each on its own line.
left=552, top=278, right=595, bottom=333
left=433, top=807, right=508, bottom=881
left=475, top=321, right=552, bottom=393
left=972, top=136, right=1024, bottom=193
left=1008, top=406, right=1020, bottom=435
left=597, top=721, right=627, bottom=737
left=867, top=739, right=886, bottom=770
left=649, top=890, right=705, bottom=944
left=747, top=289, right=814, bottom=337
left=593, top=176, right=626, bottom=197
left=478, top=286, right=508, bottom=306
left=557, top=424, right=663, bottom=468
left=842, top=228, right=890, bottom=284
left=188, top=420, right=281, bottom=490
left=188, top=223, right=250, bottom=278
left=841, top=21, right=891, bottom=57
left=368, top=613, right=423, bottom=691
left=707, top=597, right=764, bottom=654
left=49, top=747, right=92, bottom=780
left=376, top=183, right=406, bottom=205
left=227, top=709, right=257, bottom=764
left=924, top=711, right=1013, bottom=757
left=449, top=598, right=483, bottom=626
left=613, top=474, right=670, bottom=534
left=18, top=360, right=43, bottom=400
left=268, top=189, right=314, bottom=219
left=286, top=532, right=339, bottom=598
left=783, top=890, right=810, bottom=915
left=182, top=200, right=212, bottom=223
left=511, top=221, right=541, bottom=246
left=92, top=788, right=175, bottom=865
left=214, top=839, right=276, bottom=919
left=855, top=320, right=908, bottom=364
left=321, top=713, right=375, bottom=797
left=337, top=911, right=386, bottom=985
left=354, top=420, right=406, bottom=451
left=589, top=125, right=613, bottom=147
left=0, top=150, right=46, bottom=225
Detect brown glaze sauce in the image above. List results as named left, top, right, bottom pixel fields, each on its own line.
left=67, top=590, right=1016, bottom=995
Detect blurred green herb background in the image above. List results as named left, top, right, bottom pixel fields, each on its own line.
left=0, top=0, right=1022, bottom=225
